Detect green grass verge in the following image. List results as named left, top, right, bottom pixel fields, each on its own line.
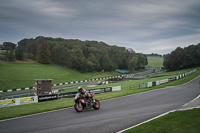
left=0, top=67, right=199, bottom=120
left=124, top=108, right=200, bottom=133
left=147, top=57, right=164, bottom=67
left=0, top=60, right=119, bottom=90
left=59, top=67, right=199, bottom=93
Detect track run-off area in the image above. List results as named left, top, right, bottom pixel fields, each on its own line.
left=0, top=76, right=200, bottom=133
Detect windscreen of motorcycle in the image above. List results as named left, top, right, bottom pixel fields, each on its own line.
left=74, top=93, right=80, bottom=100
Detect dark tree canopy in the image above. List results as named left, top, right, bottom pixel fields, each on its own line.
left=163, top=43, right=200, bottom=71
left=2, top=42, right=16, bottom=61
left=36, top=37, right=51, bottom=64
left=14, top=36, right=147, bottom=72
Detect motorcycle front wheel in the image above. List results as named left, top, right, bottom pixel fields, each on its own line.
left=93, top=99, right=100, bottom=109
left=74, top=102, right=84, bottom=112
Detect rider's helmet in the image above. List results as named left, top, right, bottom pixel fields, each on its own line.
left=78, top=86, right=85, bottom=94
left=78, top=86, right=82, bottom=92
left=78, top=86, right=86, bottom=94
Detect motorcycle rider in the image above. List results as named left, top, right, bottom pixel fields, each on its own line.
left=78, top=87, right=93, bottom=107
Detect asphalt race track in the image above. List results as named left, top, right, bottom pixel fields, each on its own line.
left=1, top=76, right=200, bottom=133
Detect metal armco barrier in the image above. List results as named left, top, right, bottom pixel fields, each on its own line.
left=38, top=94, right=58, bottom=102
left=89, top=87, right=112, bottom=94
left=58, top=92, right=77, bottom=99
left=42, top=86, right=120, bottom=102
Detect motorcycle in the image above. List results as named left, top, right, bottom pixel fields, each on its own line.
left=74, top=92, right=100, bottom=112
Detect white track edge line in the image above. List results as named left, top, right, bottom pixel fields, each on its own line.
left=116, top=110, right=176, bottom=133
left=0, top=107, right=73, bottom=122
left=116, top=93, right=200, bottom=133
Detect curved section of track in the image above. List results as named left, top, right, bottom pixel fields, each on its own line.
left=1, top=76, right=200, bottom=133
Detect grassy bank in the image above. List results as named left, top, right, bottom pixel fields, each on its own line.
left=0, top=67, right=199, bottom=120
left=124, top=108, right=200, bottom=133
left=147, top=57, right=163, bottom=67
left=0, top=56, right=164, bottom=91
left=0, top=60, right=119, bottom=90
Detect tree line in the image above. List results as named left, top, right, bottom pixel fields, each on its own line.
left=146, top=53, right=163, bottom=57
left=163, top=43, right=200, bottom=71
left=0, top=42, right=16, bottom=61
left=0, top=36, right=148, bottom=72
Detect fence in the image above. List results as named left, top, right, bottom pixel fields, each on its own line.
left=128, top=70, right=196, bottom=90
left=146, top=69, right=196, bottom=88
left=0, top=75, right=123, bottom=93
left=0, top=86, right=121, bottom=108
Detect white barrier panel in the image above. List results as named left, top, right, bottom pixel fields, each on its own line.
left=147, top=82, right=152, bottom=88
left=0, top=99, right=15, bottom=108
left=112, top=86, right=121, bottom=91
left=16, top=96, right=38, bottom=105
left=159, top=79, right=169, bottom=84
left=156, top=81, right=160, bottom=86
left=0, top=96, right=38, bottom=108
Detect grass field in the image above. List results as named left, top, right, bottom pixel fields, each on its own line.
left=124, top=108, right=200, bottom=133
left=0, top=60, right=119, bottom=90
left=147, top=56, right=164, bottom=67
left=0, top=56, right=163, bottom=91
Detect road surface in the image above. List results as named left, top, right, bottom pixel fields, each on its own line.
left=0, top=76, right=200, bottom=133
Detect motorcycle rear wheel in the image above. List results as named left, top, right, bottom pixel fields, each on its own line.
left=74, top=103, right=84, bottom=112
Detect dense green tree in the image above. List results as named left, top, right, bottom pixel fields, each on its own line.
left=146, top=53, right=162, bottom=57
left=36, top=38, right=51, bottom=64
left=0, top=44, right=4, bottom=50
left=86, top=53, right=100, bottom=71
left=137, top=54, right=147, bottom=69
left=26, top=39, right=38, bottom=59
left=100, top=55, right=114, bottom=71
left=3, top=42, right=16, bottom=61
left=163, top=43, right=200, bottom=71
left=196, top=43, right=200, bottom=65
left=70, top=47, right=86, bottom=71
left=128, top=56, right=138, bottom=71
left=163, top=47, right=184, bottom=70
left=163, top=54, right=170, bottom=70
left=182, top=45, right=198, bottom=68
left=15, top=46, right=24, bottom=60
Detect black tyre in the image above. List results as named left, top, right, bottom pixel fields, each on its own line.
left=74, top=103, right=83, bottom=112
left=93, top=99, right=100, bottom=109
